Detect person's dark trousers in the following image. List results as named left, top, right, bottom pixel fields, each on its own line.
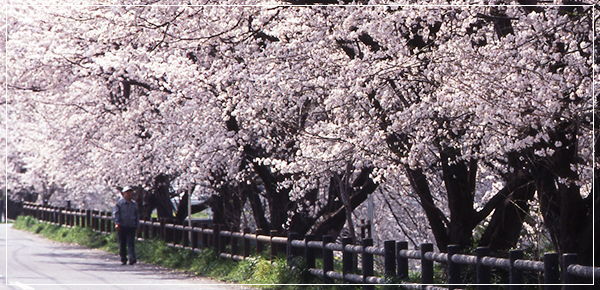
left=118, top=226, right=137, bottom=264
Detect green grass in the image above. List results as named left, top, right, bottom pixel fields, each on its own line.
left=12, top=215, right=366, bottom=289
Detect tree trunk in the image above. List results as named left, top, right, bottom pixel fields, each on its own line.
left=405, top=167, right=450, bottom=251
left=246, top=186, right=271, bottom=232
left=479, top=178, right=536, bottom=251
left=442, top=149, right=478, bottom=250
left=535, top=122, right=593, bottom=266
left=142, top=174, right=174, bottom=219
left=310, top=172, right=377, bottom=239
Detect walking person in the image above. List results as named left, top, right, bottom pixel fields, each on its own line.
left=113, top=186, right=140, bottom=265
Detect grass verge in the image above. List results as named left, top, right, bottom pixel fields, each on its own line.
left=12, top=215, right=367, bottom=289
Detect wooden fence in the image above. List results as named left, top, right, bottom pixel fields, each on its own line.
left=22, top=202, right=599, bottom=289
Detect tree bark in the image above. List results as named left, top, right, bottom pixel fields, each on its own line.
left=405, top=167, right=450, bottom=251
left=479, top=177, right=536, bottom=251
left=535, top=122, right=593, bottom=266
left=310, top=175, right=377, bottom=238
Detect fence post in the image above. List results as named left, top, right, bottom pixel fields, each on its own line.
left=201, top=223, right=208, bottom=248
left=509, top=249, right=524, bottom=290
left=100, top=211, right=105, bottom=233
left=231, top=229, right=238, bottom=258
left=86, top=209, right=91, bottom=228
left=183, top=226, right=190, bottom=248
left=342, top=237, right=353, bottom=282
left=144, top=220, right=150, bottom=240
left=88, top=209, right=92, bottom=229
left=477, top=247, right=491, bottom=290
left=59, top=207, right=65, bottom=227
left=93, top=210, right=97, bottom=230
left=174, top=225, right=180, bottom=245
left=75, top=209, right=81, bottom=227
left=213, top=224, right=221, bottom=256
left=448, top=244, right=461, bottom=289
left=322, top=235, right=334, bottom=284
left=305, top=234, right=316, bottom=269
left=151, top=218, right=157, bottom=239
left=287, top=232, right=300, bottom=267
left=80, top=209, right=85, bottom=228
left=191, top=225, right=198, bottom=250
left=562, top=253, right=578, bottom=290
left=397, top=241, right=409, bottom=280
left=421, top=243, right=434, bottom=287
left=65, top=202, right=70, bottom=224
left=363, top=238, right=374, bottom=290
left=85, top=209, right=91, bottom=229
left=108, top=212, right=113, bottom=233
left=95, top=210, right=100, bottom=231
left=243, top=227, right=250, bottom=258
left=164, top=219, right=172, bottom=243
left=270, top=230, right=278, bottom=262
left=256, top=228, right=264, bottom=254
left=59, top=207, right=64, bottom=226
left=106, top=212, right=112, bottom=234
left=544, top=252, right=560, bottom=290
left=64, top=208, right=69, bottom=227
left=159, top=218, right=166, bottom=240
left=384, top=240, right=396, bottom=279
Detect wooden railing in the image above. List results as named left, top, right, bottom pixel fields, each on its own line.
left=22, top=202, right=599, bottom=289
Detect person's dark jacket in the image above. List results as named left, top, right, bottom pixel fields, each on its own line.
left=113, top=199, right=139, bottom=228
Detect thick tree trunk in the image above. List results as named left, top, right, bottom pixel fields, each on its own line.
left=442, top=149, right=478, bottom=250
left=310, top=175, right=377, bottom=238
left=142, top=174, right=174, bottom=219
left=405, top=167, right=450, bottom=251
left=244, top=145, right=291, bottom=234
left=479, top=178, right=536, bottom=251
left=535, top=122, right=593, bottom=266
left=247, top=187, right=271, bottom=232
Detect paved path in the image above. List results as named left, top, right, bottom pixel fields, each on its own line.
left=1, top=223, right=253, bottom=290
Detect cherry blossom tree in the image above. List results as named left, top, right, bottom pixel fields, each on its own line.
left=4, top=0, right=595, bottom=267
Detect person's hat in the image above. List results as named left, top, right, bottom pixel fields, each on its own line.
left=121, top=186, right=134, bottom=193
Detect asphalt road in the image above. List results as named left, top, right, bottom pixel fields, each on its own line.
left=1, top=223, right=254, bottom=290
